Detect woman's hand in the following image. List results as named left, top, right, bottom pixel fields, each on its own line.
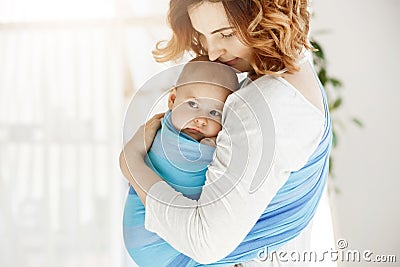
left=133, top=113, right=165, bottom=158
left=120, top=112, right=164, bottom=182
left=119, top=112, right=165, bottom=205
left=125, top=112, right=165, bottom=158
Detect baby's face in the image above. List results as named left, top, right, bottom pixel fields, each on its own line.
left=168, top=83, right=232, bottom=141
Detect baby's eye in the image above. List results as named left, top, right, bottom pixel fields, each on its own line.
left=210, top=110, right=221, bottom=117
left=188, top=101, right=199, bottom=109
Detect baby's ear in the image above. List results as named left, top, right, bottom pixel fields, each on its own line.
left=168, top=87, right=177, bottom=110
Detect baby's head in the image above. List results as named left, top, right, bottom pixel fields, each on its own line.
left=168, top=56, right=239, bottom=141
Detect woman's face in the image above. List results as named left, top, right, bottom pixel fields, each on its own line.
left=188, top=1, right=254, bottom=73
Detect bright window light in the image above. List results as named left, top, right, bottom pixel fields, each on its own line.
left=0, top=0, right=115, bottom=22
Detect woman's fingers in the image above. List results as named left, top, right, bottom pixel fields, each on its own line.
left=153, top=112, right=165, bottom=118
left=121, top=112, right=165, bottom=163
left=145, top=112, right=165, bottom=125
left=144, top=113, right=164, bottom=133
left=145, top=113, right=164, bottom=131
left=139, top=112, right=164, bottom=153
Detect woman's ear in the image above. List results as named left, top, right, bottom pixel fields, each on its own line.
left=168, top=87, right=177, bottom=110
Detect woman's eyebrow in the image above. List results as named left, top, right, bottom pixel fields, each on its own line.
left=210, top=26, right=234, bottom=34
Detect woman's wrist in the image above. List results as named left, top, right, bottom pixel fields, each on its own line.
left=125, top=147, right=146, bottom=168
left=120, top=148, right=163, bottom=206
left=120, top=147, right=142, bottom=178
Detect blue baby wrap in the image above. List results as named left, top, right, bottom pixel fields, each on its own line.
left=145, top=110, right=216, bottom=200
left=123, top=87, right=332, bottom=266
left=123, top=110, right=216, bottom=266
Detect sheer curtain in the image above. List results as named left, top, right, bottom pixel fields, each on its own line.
left=0, top=19, right=127, bottom=267
left=0, top=1, right=169, bottom=267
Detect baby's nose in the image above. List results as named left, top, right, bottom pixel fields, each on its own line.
left=194, top=117, right=207, bottom=126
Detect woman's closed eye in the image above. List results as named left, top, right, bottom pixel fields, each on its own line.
left=220, top=32, right=235, bottom=39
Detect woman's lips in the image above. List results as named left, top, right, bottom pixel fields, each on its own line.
left=223, top=57, right=238, bottom=65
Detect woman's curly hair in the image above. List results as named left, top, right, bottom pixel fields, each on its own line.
left=153, top=0, right=312, bottom=76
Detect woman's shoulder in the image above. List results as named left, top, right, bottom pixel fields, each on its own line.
left=228, top=75, right=324, bottom=123
left=224, top=75, right=325, bottom=172
left=238, top=75, right=322, bottom=111
left=235, top=75, right=301, bottom=103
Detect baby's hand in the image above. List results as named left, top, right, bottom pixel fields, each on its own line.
left=200, top=137, right=217, bottom=147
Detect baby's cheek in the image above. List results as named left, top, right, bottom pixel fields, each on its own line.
left=171, top=111, right=192, bottom=130
left=208, top=121, right=222, bottom=137
left=170, top=112, right=183, bottom=130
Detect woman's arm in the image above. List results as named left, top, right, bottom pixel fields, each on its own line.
left=119, top=113, right=164, bottom=205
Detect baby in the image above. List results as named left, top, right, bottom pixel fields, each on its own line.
left=167, top=55, right=239, bottom=146
left=143, top=55, right=239, bottom=199
left=123, top=56, right=239, bottom=267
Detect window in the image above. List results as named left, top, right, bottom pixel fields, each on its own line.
left=0, top=1, right=170, bottom=266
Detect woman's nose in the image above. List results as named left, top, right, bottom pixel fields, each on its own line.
left=204, top=39, right=225, bottom=61
left=194, top=117, right=207, bottom=126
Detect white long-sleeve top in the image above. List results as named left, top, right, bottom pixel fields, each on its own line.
left=144, top=74, right=326, bottom=264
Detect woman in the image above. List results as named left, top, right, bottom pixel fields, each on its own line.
left=120, top=0, right=332, bottom=266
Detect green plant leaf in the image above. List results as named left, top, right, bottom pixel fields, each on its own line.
left=352, top=117, right=364, bottom=127
left=311, top=40, right=325, bottom=59
left=328, top=78, right=343, bottom=88
left=318, top=68, right=327, bottom=85
left=332, top=131, right=337, bottom=148
left=330, top=97, right=342, bottom=111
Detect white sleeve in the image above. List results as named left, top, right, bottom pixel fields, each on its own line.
left=144, top=77, right=325, bottom=264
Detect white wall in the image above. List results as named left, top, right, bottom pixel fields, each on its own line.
left=311, top=0, right=400, bottom=265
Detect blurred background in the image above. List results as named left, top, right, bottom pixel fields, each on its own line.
left=311, top=0, right=400, bottom=265
left=0, top=0, right=398, bottom=267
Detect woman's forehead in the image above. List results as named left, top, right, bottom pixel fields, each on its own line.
left=188, top=1, right=231, bottom=34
